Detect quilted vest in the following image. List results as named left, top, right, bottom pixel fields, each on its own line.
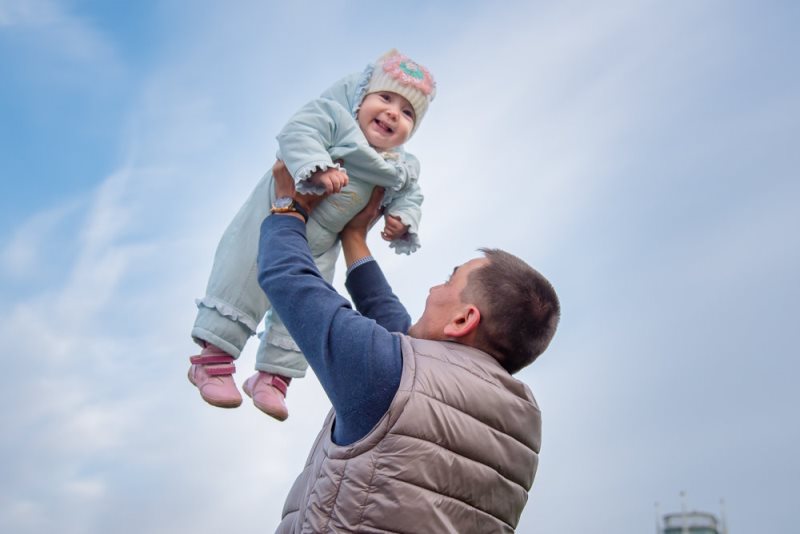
left=275, top=336, right=542, bottom=533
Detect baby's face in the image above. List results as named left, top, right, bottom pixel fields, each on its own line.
left=357, top=92, right=415, bottom=150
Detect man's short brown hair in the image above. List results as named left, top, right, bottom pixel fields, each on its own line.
left=463, top=249, right=560, bottom=374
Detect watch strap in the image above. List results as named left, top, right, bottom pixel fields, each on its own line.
left=271, top=199, right=309, bottom=223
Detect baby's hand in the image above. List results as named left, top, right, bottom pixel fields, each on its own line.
left=310, top=167, right=349, bottom=194
left=381, top=214, right=409, bottom=241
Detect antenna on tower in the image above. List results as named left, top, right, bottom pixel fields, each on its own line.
left=720, top=498, right=728, bottom=534
left=680, top=491, right=689, bottom=534
left=654, top=501, right=662, bottom=534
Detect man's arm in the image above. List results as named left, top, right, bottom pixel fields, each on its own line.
left=258, top=164, right=403, bottom=446
left=341, top=187, right=411, bottom=334
left=345, top=262, right=411, bottom=334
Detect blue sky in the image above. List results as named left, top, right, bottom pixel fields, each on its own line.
left=1, top=1, right=799, bottom=533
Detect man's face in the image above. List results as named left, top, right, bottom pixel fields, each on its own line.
left=409, top=258, right=488, bottom=340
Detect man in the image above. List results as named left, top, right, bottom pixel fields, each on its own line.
left=260, top=161, right=560, bottom=533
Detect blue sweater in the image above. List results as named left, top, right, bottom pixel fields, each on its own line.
left=257, top=215, right=410, bottom=445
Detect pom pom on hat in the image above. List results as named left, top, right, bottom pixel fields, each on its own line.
left=365, top=49, right=436, bottom=134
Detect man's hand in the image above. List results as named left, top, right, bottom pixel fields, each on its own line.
left=272, top=159, right=296, bottom=197
left=342, top=186, right=385, bottom=239
left=272, top=160, right=328, bottom=217
left=340, top=186, right=385, bottom=268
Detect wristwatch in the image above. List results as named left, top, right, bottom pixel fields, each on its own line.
left=270, top=196, right=308, bottom=223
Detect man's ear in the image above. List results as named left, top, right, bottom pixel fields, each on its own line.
left=443, top=305, right=481, bottom=338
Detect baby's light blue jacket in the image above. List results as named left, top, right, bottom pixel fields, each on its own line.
left=277, top=70, right=424, bottom=255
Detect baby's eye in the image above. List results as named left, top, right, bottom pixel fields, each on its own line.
left=380, top=93, right=391, bottom=101
left=403, top=109, right=415, bottom=120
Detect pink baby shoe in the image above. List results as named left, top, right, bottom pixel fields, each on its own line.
left=187, top=344, right=243, bottom=408
left=242, top=371, right=292, bottom=421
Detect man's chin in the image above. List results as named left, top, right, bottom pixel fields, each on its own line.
left=407, top=323, right=420, bottom=338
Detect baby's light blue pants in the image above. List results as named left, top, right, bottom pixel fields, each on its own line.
left=192, top=171, right=340, bottom=378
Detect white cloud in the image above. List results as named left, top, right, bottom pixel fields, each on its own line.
left=0, top=499, right=46, bottom=534
left=63, top=476, right=106, bottom=500
left=0, top=0, right=58, bottom=26
left=0, top=0, right=117, bottom=66
left=1, top=199, right=80, bottom=279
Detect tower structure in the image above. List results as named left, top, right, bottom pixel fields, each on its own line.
left=656, top=493, right=728, bottom=534
left=661, top=511, right=723, bottom=534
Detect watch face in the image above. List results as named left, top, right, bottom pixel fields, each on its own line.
left=274, top=197, right=293, bottom=209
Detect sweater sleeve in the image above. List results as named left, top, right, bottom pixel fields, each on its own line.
left=345, top=260, right=411, bottom=334
left=258, top=215, right=403, bottom=446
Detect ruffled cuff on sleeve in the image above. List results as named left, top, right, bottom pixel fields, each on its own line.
left=294, top=161, right=346, bottom=194
left=385, top=211, right=421, bottom=255
left=389, top=232, right=421, bottom=255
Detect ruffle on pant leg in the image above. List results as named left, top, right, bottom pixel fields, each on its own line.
left=262, top=324, right=301, bottom=353
left=254, top=329, right=307, bottom=378
left=195, top=296, right=260, bottom=334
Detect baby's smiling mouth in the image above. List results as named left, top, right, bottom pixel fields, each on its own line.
left=374, top=119, right=394, bottom=134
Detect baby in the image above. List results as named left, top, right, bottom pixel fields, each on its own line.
left=188, top=49, right=436, bottom=420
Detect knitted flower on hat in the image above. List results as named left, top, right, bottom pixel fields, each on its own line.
left=365, top=49, right=436, bottom=134
left=381, top=52, right=436, bottom=97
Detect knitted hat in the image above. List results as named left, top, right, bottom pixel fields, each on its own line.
left=365, top=49, right=436, bottom=134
